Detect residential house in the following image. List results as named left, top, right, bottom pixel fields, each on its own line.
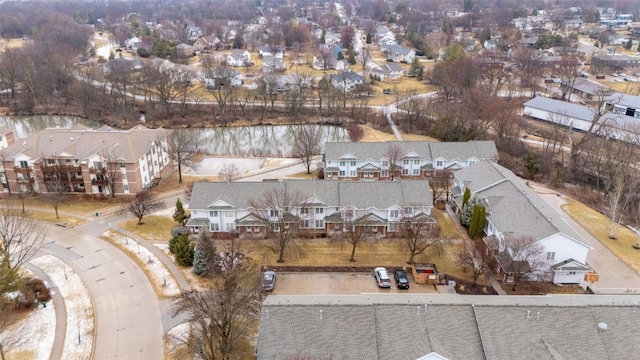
left=330, top=71, right=364, bottom=91
left=523, top=96, right=639, bottom=140
left=570, top=78, right=607, bottom=100
left=176, top=43, right=194, bottom=58
left=370, top=63, right=404, bottom=82
left=0, top=125, right=170, bottom=195
left=185, top=26, right=202, bottom=41
left=261, top=55, right=286, bottom=73
left=322, top=141, right=499, bottom=181
left=124, top=36, right=141, bottom=51
left=193, top=35, right=222, bottom=53
left=227, top=49, right=252, bottom=67
left=258, top=45, right=284, bottom=58
left=380, top=44, right=416, bottom=63
left=202, top=68, right=243, bottom=89
left=257, top=294, right=640, bottom=360
left=0, top=128, right=15, bottom=150
left=593, top=55, right=640, bottom=70
left=376, top=25, right=396, bottom=46
left=186, top=180, right=434, bottom=238
left=451, top=161, right=593, bottom=284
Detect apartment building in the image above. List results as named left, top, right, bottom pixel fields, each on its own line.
left=0, top=124, right=170, bottom=195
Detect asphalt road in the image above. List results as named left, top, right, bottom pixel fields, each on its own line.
left=42, top=222, right=163, bottom=359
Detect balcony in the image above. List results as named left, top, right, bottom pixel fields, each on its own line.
left=91, top=179, right=108, bottom=185
left=67, top=165, right=82, bottom=172
left=13, top=166, right=31, bottom=174
left=70, top=177, right=85, bottom=184
left=16, top=177, right=35, bottom=184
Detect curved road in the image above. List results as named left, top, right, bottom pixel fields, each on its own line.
left=42, top=222, right=163, bottom=359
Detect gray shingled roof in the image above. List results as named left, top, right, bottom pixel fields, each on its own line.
left=189, top=180, right=432, bottom=211
left=323, top=141, right=498, bottom=163
left=524, top=97, right=596, bottom=122
left=453, top=161, right=589, bottom=247
left=258, top=296, right=640, bottom=360
left=1, top=125, right=169, bottom=163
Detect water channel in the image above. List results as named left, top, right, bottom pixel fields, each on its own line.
left=0, top=115, right=349, bottom=156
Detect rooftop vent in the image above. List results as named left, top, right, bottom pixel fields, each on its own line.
left=598, top=322, right=608, bottom=332
left=70, top=137, right=74, bottom=141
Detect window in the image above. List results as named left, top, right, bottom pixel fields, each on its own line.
left=315, top=208, right=324, bottom=214
left=381, top=170, right=389, bottom=177
left=568, top=271, right=576, bottom=275
left=382, top=160, right=389, bottom=167
left=402, top=169, right=409, bottom=175
left=210, top=223, right=220, bottom=231
left=339, top=161, right=345, bottom=166
left=123, top=184, right=129, bottom=191
left=47, top=159, right=55, bottom=165
left=339, top=170, right=345, bottom=176
left=389, top=223, right=397, bottom=231
left=344, top=209, right=354, bottom=218
left=300, top=208, right=309, bottom=214
left=301, top=220, right=310, bottom=228
left=413, top=169, right=419, bottom=175
left=225, top=211, right=234, bottom=218
left=403, top=160, right=409, bottom=165
left=435, top=160, right=444, bottom=167
left=271, top=223, right=280, bottom=231
left=20, top=160, right=28, bottom=168
left=547, top=252, right=555, bottom=260
left=225, top=223, right=236, bottom=231
left=315, top=219, right=324, bottom=228
left=121, top=173, right=127, bottom=180
left=414, top=159, right=419, bottom=164
left=390, top=209, right=399, bottom=218
left=94, top=161, right=103, bottom=169
left=209, top=210, right=219, bottom=217
left=350, top=161, right=356, bottom=166
left=120, top=163, right=126, bottom=168
left=349, top=170, right=356, bottom=177
left=403, top=207, right=413, bottom=215
left=270, top=209, right=279, bottom=217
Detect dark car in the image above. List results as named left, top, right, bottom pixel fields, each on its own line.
left=374, top=267, right=391, bottom=288
left=394, top=270, right=410, bottom=289
left=261, top=271, right=276, bottom=291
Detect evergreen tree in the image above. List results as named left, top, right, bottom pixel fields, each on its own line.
left=366, top=32, right=372, bottom=44
left=173, top=199, right=187, bottom=225
left=638, top=42, right=640, bottom=52
left=460, top=197, right=477, bottom=228
left=348, top=51, right=356, bottom=65
left=462, top=188, right=471, bottom=209
left=174, top=235, right=195, bottom=267
left=169, top=232, right=188, bottom=254
left=337, top=51, right=344, bottom=60
left=625, top=38, right=633, bottom=50
left=192, top=231, right=219, bottom=276
left=468, top=205, right=480, bottom=237
left=468, top=205, right=486, bottom=238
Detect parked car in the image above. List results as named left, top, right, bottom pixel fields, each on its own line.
left=374, top=267, right=391, bottom=288
left=393, top=270, right=410, bottom=289
left=261, top=270, right=276, bottom=291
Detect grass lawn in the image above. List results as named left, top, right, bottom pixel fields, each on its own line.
left=288, top=170, right=318, bottom=179
left=26, top=210, right=86, bottom=228
left=432, top=208, right=464, bottom=240
left=119, top=215, right=176, bottom=241
left=4, top=196, right=123, bottom=216
left=562, top=198, right=640, bottom=273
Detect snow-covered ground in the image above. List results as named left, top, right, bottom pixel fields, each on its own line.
left=104, top=229, right=181, bottom=297
left=31, top=255, right=94, bottom=360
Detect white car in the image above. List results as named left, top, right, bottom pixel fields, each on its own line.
left=374, top=267, right=391, bottom=288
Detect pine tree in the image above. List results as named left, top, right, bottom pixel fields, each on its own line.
left=460, top=197, right=477, bottom=228
left=625, top=38, right=633, bottom=50
left=348, top=51, right=356, bottom=65
left=175, top=235, right=195, bottom=267
left=462, top=188, right=471, bottom=209
left=192, top=231, right=219, bottom=276
left=173, top=199, right=187, bottom=225
left=468, top=205, right=480, bottom=237
left=169, top=232, right=187, bottom=254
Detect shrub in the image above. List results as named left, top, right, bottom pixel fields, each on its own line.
left=347, top=125, right=364, bottom=142
left=17, top=278, right=51, bottom=309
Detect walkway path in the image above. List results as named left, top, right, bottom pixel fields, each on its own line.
left=24, top=262, right=67, bottom=360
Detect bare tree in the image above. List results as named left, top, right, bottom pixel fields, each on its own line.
left=165, top=131, right=199, bottom=184
left=554, top=56, right=580, bottom=101
left=142, top=64, right=182, bottom=116
left=333, top=209, right=377, bottom=262
left=429, top=169, right=452, bottom=203
left=249, top=186, right=309, bottom=263
left=456, top=240, right=490, bottom=286
left=399, top=213, right=442, bottom=264
left=202, top=55, right=236, bottom=122
left=500, top=236, right=548, bottom=291
left=384, top=144, right=405, bottom=181
left=607, top=175, right=633, bottom=239
left=120, top=190, right=165, bottom=225
left=0, top=202, right=47, bottom=295
left=171, top=239, right=260, bottom=360
left=219, top=163, right=239, bottom=183
left=357, top=46, right=372, bottom=81
left=40, top=162, right=67, bottom=219
left=293, top=125, right=322, bottom=174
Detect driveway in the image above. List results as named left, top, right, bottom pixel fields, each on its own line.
left=42, top=223, right=163, bottom=359
left=270, top=273, right=451, bottom=295
left=535, top=189, right=640, bottom=292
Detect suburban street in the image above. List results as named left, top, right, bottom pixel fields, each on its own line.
left=37, top=222, right=164, bottom=359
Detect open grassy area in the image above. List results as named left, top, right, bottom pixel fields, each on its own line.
left=562, top=197, right=640, bottom=273
left=432, top=208, right=463, bottom=240
left=25, top=210, right=86, bottom=228
left=3, top=195, right=122, bottom=216
left=119, top=215, right=176, bottom=241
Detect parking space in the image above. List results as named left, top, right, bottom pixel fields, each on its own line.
left=270, top=272, right=449, bottom=295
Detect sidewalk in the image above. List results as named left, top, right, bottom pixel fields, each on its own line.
left=25, top=262, right=67, bottom=360
left=112, top=224, right=191, bottom=292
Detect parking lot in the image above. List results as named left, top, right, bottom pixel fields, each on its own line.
left=270, top=272, right=452, bottom=295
